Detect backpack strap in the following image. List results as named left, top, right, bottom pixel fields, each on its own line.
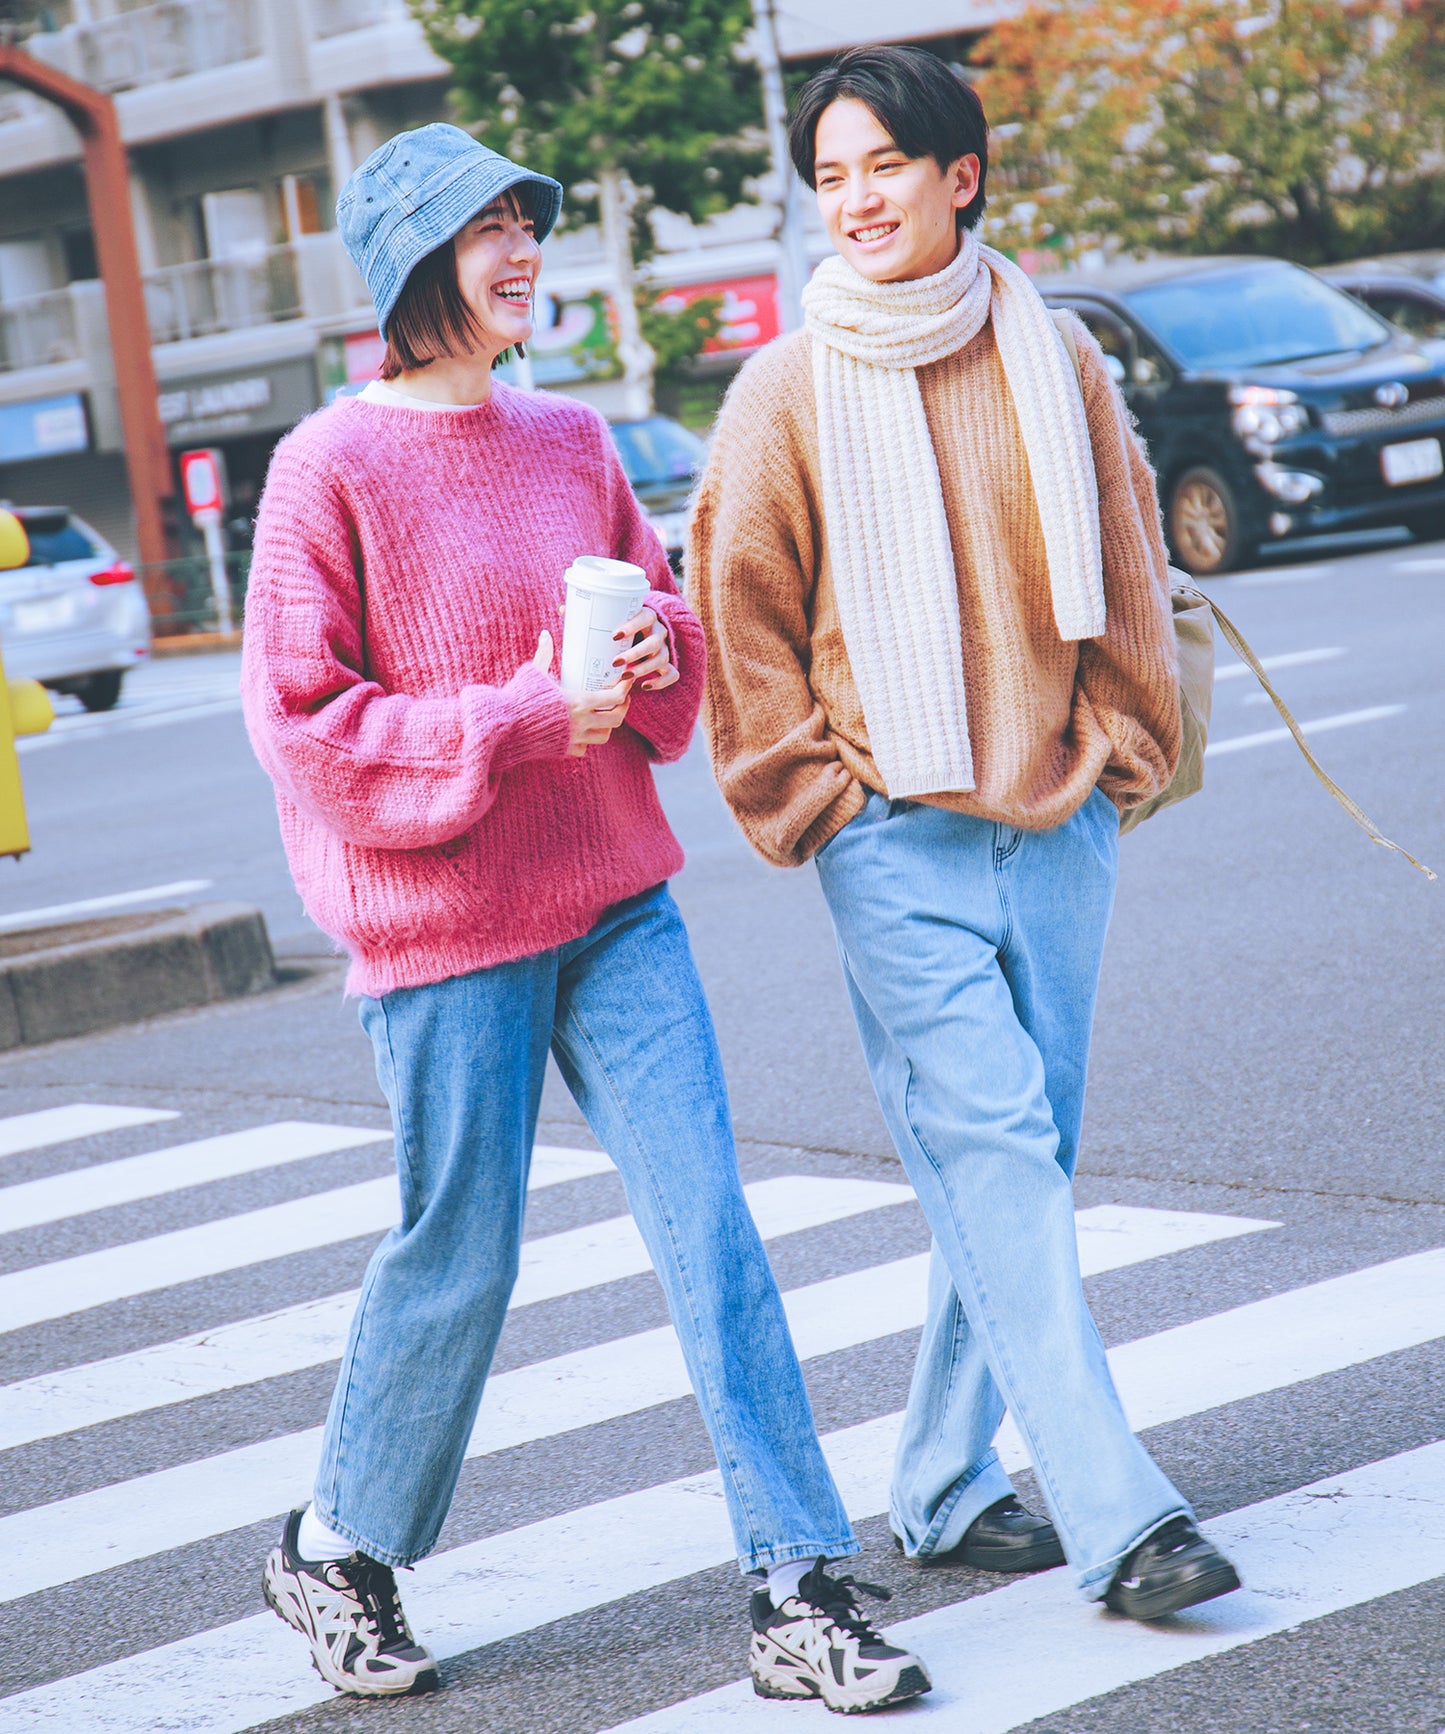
left=1204, top=596, right=1435, bottom=879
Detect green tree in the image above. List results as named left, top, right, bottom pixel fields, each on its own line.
left=412, top=0, right=766, bottom=412
left=639, top=289, right=724, bottom=383
left=975, top=0, right=1445, bottom=265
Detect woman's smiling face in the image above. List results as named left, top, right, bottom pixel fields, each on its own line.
left=452, top=192, right=542, bottom=356
left=812, top=97, right=980, bottom=284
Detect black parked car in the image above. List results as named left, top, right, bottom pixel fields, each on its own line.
left=1034, top=256, right=1445, bottom=574
left=1317, top=252, right=1445, bottom=343
left=608, top=414, right=707, bottom=570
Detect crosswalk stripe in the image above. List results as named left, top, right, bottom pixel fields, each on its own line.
left=0, top=1204, right=1270, bottom=1453
left=0, top=1145, right=617, bottom=1335
left=0, top=1123, right=392, bottom=1234
left=0, top=1105, right=178, bottom=1162
left=600, top=1441, right=1445, bottom=1732
left=0, top=1206, right=1259, bottom=1599
left=2, top=1242, right=1436, bottom=1730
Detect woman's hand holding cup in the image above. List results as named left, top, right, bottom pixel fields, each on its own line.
left=611, top=607, right=679, bottom=692
left=534, top=623, right=632, bottom=757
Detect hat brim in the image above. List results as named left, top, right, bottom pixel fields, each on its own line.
left=371, top=158, right=564, bottom=338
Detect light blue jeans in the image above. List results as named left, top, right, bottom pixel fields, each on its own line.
left=314, top=882, right=857, bottom=1574
left=815, top=788, right=1188, bottom=1599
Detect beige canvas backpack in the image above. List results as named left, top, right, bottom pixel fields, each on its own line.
left=1051, top=309, right=1432, bottom=877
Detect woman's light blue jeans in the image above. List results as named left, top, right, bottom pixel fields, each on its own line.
left=313, top=882, right=858, bottom=1574
left=815, top=788, right=1189, bottom=1599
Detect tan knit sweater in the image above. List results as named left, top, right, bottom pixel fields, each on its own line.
left=688, top=316, right=1181, bottom=868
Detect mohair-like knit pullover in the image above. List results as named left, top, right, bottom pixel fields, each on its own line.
left=689, top=317, right=1181, bottom=867
left=241, top=383, right=703, bottom=997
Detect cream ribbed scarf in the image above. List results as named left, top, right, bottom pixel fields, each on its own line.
left=802, top=230, right=1106, bottom=798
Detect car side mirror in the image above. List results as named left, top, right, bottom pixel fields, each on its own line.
left=1104, top=354, right=1127, bottom=385
left=1132, top=356, right=1161, bottom=385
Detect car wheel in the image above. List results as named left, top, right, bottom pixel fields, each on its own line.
left=74, top=670, right=124, bottom=713
left=1168, top=467, right=1252, bottom=577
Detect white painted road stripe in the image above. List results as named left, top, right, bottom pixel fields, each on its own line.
left=1213, top=646, right=1343, bottom=681
left=0, top=1122, right=391, bottom=1235
left=0, top=1146, right=614, bottom=1335
left=17, top=701, right=243, bottom=753
left=0, top=1207, right=1262, bottom=1597
left=1206, top=705, right=1404, bottom=756
left=600, top=1442, right=1445, bottom=1733
left=0, top=883, right=213, bottom=933
left=2, top=1244, right=1438, bottom=1734
left=0, top=1104, right=178, bottom=1162
left=0, top=1204, right=1270, bottom=1451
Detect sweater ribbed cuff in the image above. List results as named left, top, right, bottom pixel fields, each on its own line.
left=486, top=662, right=574, bottom=773
left=794, top=776, right=869, bottom=862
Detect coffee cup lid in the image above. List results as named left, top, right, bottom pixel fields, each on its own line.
left=564, top=556, right=649, bottom=592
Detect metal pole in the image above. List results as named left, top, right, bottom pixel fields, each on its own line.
left=0, top=47, right=177, bottom=585
left=752, top=0, right=810, bottom=332
left=197, top=512, right=233, bottom=635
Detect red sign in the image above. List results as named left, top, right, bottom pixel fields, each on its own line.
left=179, top=447, right=224, bottom=517
left=653, top=275, right=782, bottom=354
left=343, top=329, right=387, bottom=385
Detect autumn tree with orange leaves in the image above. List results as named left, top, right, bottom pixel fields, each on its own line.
left=972, top=0, right=1445, bottom=264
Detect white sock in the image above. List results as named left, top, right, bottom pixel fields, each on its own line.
left=766, top=1557, right=817, bottom=1606
left=297, top=1505, right=354, bottom=1562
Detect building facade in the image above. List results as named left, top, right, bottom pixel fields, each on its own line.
left=0, top=0, right=1012, bottom=563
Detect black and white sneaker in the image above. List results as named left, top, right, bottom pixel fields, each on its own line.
left=749, top=1558, right=931, bottom=1714
left=261, top=1509, right=439, bottom=1697
left=1103, top=1516, right=1242, bottom=1621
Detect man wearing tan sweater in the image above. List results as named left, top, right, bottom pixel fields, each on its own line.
left=690, top=46, right=1242, bottom=1625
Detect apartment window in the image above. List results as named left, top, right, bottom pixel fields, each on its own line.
left=282, top=173, right=333, bottom=241
left=62, top=227, right=99, bottom=284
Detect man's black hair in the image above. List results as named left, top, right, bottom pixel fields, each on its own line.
left=787, top=45, right=988, bottom=233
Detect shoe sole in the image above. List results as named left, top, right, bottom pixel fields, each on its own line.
left=894, top=1530, right=1066, bottom=1574
left=262, top=1560, right=439, bottom=1698
left=1103, top=1558, right=1243, bottom=1622
left=752, top=1663, right=932, bottom=1715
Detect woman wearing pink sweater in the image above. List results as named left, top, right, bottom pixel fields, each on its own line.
left=240, top=125, right=928, bottom=1712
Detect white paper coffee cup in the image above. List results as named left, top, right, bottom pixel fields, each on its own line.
left=560, top=556, right=651, bottom=692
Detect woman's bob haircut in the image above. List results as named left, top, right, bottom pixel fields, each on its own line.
left=787, top=45, right=989, bottom=234
left=381, top=185, right=537, bottom=379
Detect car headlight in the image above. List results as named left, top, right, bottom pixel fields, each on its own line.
left=1254, top=462, right=1324, bottom=504
left=1229, top=385, right=1308, bottom=449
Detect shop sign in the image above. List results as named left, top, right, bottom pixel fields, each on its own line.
left=320, top=330, right=387, bottom=402
left=524, top=289, right=621, bottom=386
left=0, top=392, right=89, bottom=464
left=652, top=275, right=781, bottom=354
left=157, top=358, right=319, bottom=445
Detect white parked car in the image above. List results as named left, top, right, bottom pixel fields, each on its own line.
left=0, top=506, right=151, bottom=711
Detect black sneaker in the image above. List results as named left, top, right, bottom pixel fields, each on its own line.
left=1103, top=1516, right=1242, bottom=1621
left=261, top=1509, right=439, bottom=1697
left=749, top=1558, right=931, bottom=1714
left=894, top=1496, right=1066, bottom=1573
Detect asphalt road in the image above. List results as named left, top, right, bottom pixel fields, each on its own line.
left=0, top=529, right=1442, bottom=1734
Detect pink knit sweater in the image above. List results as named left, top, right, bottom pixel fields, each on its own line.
left=241, top=383, right=704, bottom=997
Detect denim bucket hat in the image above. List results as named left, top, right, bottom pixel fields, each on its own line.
left=336, top=123, right=563, bottom=337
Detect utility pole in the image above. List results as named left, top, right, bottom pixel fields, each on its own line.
left=751, top=0, right=811, bottom=333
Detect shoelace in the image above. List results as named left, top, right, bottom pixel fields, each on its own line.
left=336, top=1556, right=411, bottom=1650
left=801, top=1567, right=893, bottom=1646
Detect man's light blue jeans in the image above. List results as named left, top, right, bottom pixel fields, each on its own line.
left=314, top=882, right=858, bottom=1574
left=815, top=788, right=1189, bottom=1599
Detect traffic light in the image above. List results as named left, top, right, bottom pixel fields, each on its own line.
left=0, top=508, right=55, bottom=859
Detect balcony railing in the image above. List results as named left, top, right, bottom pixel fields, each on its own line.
left=0, top=290, right=81, bottom=375
left=73, top=0, right=262, bottom=94
left=307, top=0, right=408, bottom=39
left=143, top=247, right=301, bottom=344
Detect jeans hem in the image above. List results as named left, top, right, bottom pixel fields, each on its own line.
left=914, top=1454, right=1014, bottom=1559
left=1075, top=1504, right=1194, bottom=1601
left=308, top=1506, right=436, bottom=1571
left=740, top=1536, right=861, bottom=1575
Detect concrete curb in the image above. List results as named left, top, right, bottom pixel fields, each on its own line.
left=0, top=902, right=276, bottom=1050
left=152, top=632, right=244, bottom=657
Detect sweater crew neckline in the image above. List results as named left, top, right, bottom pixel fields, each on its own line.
left=341, top=383, right=507, bottom=435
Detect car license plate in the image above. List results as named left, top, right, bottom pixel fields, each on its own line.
left=11, top=594, right=74, bottom=633
left=1381, top=436, right=1444, bottom=486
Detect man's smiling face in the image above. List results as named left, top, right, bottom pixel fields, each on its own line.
left=812, top=97, right=980, bottom=284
